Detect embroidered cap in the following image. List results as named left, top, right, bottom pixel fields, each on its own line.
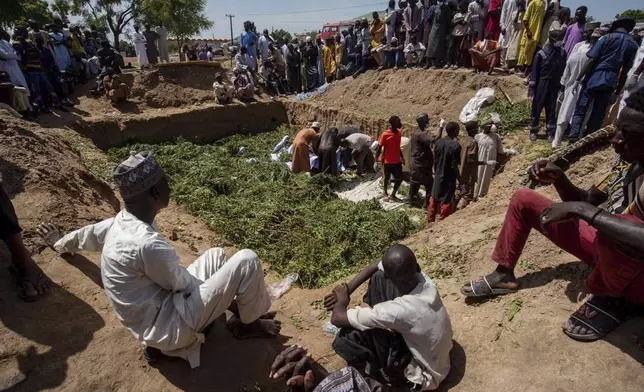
left=113, top=151, right=165, bottom=199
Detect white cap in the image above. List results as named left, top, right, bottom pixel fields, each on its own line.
left=311, top=121, right=321, bottom=128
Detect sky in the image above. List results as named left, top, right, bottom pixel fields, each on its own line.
left=203, top=0, right=644, bottom=39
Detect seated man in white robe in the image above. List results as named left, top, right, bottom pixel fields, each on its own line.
left=37, top=151, right=280, bottom=367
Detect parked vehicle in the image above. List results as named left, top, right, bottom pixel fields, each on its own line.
left=319, top=21, right=353, bottom=41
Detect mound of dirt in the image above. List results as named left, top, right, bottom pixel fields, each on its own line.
left=0, top=111, right=119, bottom=249
left=308, top=69, right=527, bottom=125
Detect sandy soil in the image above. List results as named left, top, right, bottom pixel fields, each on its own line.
left=0, top=66, right=642, bottom=392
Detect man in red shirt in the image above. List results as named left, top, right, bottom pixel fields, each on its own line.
left=376, top=116, right=405, bottom=201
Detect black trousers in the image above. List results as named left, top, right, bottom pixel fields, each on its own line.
left=0, top=185, right=21, bottom=241
left=332, top=271, right=413, bottom=387
left=319, top=148, right=338, bottom=176
left=383, top=163, right=403, bottom=194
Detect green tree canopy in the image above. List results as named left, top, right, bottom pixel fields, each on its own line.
left=140, top=0, right=213, bottom=46
left=69, top=0, right=144, bottom=50
left=616, top=9, right=644, bottom=21
left=1, top=0, right=54, bottom=28
left=271, top=29, right=293, bottom=45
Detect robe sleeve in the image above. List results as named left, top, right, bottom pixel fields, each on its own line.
left=0, top=43, right=18, bottom=60
left=54, top=218, right=115, bottom=254
left=560, top=45, right=575, bottom=86
left=141, top=236, right=194, bottom=292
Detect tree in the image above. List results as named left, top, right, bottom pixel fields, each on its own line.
left=69, top=0, right=144, bottom=51
left=271, top=29, right=292, bottom=45
left=140, top=0, right=213, bottom=49
left=1, top=0, right=54, bottom=28
left=586, top=16, right=595, bottom=24
left=51, top=0, right=72, bottom=24
left=617, top=9, right=644, bottom=21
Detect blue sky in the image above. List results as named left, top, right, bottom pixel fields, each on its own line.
left=204, top=0, right=643, bottom=38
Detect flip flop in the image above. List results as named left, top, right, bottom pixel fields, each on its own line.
left=563, top=296, right=631, bottom=342
left=460, top=276, right=518, bottom=298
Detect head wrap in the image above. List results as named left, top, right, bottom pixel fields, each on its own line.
left=306, top=36, right=312, bottom=43
left=113, top=151, right=165, bottom=199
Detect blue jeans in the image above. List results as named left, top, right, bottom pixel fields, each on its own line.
left=568, top=86, right=612, bottom=140
left=384, top=51, right=404, bottom=68
left=28, top=71, right=57, bottom=108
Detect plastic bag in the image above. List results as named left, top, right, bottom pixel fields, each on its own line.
left=322, top=321, right=340, bottom=336
left=268, top=273, right=299, bottom=299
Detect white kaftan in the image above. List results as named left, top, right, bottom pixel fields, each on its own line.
left=474, top=132, right=504, bottom=199
left=0, top=39, right=30, bottom=95
left=347, top=262, right=453, bottom=391
left=553, top=41, right=592, bottom=148
left=54, top=210, right=271, bottom=368
left=619, top=39, right=644, bottom=116
left=258, top=36, right=270, bottom=65
left=499, top=0, right=518, bottom=49
left=156, top=26, right=170, bottom=63
left=133, top=32, right=149, bottom=67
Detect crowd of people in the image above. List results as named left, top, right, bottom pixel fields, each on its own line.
left=5, top=84, right=644, bottom=389
left=132, top=23, right=170, bottom=67
left=287, top=114, right=515, bottom=225
left=232, top=1, right=642, bottom=147
left=0, top=18, right=133, bottom=118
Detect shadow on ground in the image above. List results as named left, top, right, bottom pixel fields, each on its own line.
left=0, top=246, right=105, bottom=392
left=153, top=320, right=292, bottom=392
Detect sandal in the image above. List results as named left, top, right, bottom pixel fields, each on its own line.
left=460, top=276, right=518, bottom=298
left=563, top=296, right=631, bottom=342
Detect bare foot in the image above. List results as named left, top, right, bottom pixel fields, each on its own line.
left=227, top=315, right=282, bottom=339
left=36, top=223, right=64, bottom=251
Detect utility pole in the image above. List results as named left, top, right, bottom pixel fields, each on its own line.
left=225, top=14, right=235, bottom=46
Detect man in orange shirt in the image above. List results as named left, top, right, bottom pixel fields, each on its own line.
left=375, top=116, right=405, bottom=201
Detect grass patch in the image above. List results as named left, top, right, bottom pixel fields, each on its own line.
left=480, top=99, right=531, bottom=135
left=506, top=299, right=523, bottom=322
left=108, top=126, right=423, bottom=288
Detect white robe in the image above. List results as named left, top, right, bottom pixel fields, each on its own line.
left=0, top=39, right=29, bottom=96
left=156, top=26, right=170, bottom=63
left=385, top=7, right=397, bottom=43
left=619, top=39, right=644, bottom=116
left=474, top=132, right=504, bottom=199
left=133, top=32, right=149, bottom=67
left=553, top=41, right=592, bottom=147
left=499, top=0, right=518, bottom=49
left=54, top=210, right=271, bottom=368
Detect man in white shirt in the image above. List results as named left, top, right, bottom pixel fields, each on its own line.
left=340, top=133, right=375, bottom=176
left=324, top=244, right=453, bottom=391
left=38, top=152, right=280, bottom=368
left=258, top=29, right=271, bottom=67
left=404, top=34, right=426, bottom=66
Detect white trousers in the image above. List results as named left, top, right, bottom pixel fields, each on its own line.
left=183, top=248, right=271, bottom=331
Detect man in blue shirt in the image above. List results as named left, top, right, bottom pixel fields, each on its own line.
left=568, top=17, right=639, bottom=143
left=240, top=21, right=258, bottom=71
left=529, top=29, right=567, bottom=143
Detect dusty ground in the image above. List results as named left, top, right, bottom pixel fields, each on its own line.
left=0, top=66, right=642, bottom=392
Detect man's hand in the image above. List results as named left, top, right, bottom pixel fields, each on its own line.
left=539, top=202, right=584, bottom=233
left=572, top=81, right=582, bottom=96
left=323, top=291, right=337, bottom=311
left=528, top=159, right=564, bottom=185
left=332, top=284, right=350, bottom=308
left=526, top=30, right=533, bottom=40
left=486, top=160, right=497, bottom=166
left=36, top=223, right=65, bottom=251
left=270, top=346, right=316, bottom=392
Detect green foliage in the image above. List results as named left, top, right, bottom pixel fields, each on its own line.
left=1, top=0, right=54, bottom=28
left=480, top=99, right=531, bottom=135
left=506, top=299, right=523, bottom=322
left=69, top=0, right=143, bottom=50
left=617, top=9, right=644, bottom=21
left=140, top=0, right=213, bottom=45
left=108, top=126, right=421, bottom=288
left=271, top=29, right=293, bottom=45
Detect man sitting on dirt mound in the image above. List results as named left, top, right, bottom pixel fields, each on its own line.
left=324, top=244, right=453, bottom=391
left=461, top=89, right=644, bottom=342
left=37, top=151, right=280, bottom=367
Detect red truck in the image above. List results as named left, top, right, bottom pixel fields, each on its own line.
left=319, top=21, right=354, bottom=41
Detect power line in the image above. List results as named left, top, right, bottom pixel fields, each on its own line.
left=225, top=14, right=235, bottom=45
left=241, top=2, right=384, bottom=17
